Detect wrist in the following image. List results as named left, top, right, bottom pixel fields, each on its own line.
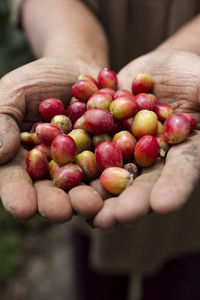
left=155, top=15, right=200, bottom=56
left=40, top=54, right=105, bottom=82
left=42, top=40, right=108, bottom=76
left=22, top=0, right=109, bottom=70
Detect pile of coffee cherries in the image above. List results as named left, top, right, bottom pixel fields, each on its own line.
left=21, top=69, right=195, bottom=195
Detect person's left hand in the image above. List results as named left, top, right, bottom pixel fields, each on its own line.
left=69, top=50, right=200, bottom=230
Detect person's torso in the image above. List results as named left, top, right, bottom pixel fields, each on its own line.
left=83, top=0, right=200, bottom=70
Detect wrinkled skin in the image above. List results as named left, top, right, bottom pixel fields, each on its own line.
left=0, top=56, right=100, bottom=222
left=93, top=50, right=200, bottom=229
left=0, top=50, right=200, bottom=229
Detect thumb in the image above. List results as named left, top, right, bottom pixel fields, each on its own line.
left=0, top=71, right=24, bottom=164
left=0, top=114, right=20, bottom=164
left=117, top=53, right=152, bottom=91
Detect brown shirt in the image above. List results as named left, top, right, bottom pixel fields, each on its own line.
left=11, top=0, right=200, bottom=275
left=79, top=0, right=200, bottom=275
left=84, top=0, right=200, bottom=71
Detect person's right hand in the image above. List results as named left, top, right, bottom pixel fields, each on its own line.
left=0, top=56, right=104, bottom=223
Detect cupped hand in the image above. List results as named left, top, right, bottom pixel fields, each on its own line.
left=0, top=56, right=103, bottom=222
left=89, top=50, right=200, bottom=229
left=2, top=50, right=200, bottom=230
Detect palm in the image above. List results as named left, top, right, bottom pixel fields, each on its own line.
left=118, top=50, right=200, bottom=126
left=0, top=56, right=100, bottom=222
left=92, top=50, right=200, bottom=228
left=1, top=50, right=200, bottom=229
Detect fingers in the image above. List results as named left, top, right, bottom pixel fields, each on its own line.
left=117, top=54, right=152, bottom=90
left=0, top=145, right=73, bottom=223
left=35, top=180, right=73, bottom=223
left=91, top=160, right=163, bottom=228
left=93, top=197, right=117, bottom=230
left=68, top=185, right=104, bottom=219
left=90, top=178, right=112, bottom=200
left=0, top=145, right=102, bottom=224
left=150, top=132, right=200, bottom=214
left=76, top=161, right=163, bottom=228
left=0, top=114, right=20, bottom=164
left=0, top=147, right=37, bottom=219
left=90, top=179, right=117, bottom=230
left=115, top=159, right=164, bottom=225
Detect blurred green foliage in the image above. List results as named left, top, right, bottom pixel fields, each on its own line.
left=0, top=201, right=51, bottom=281
left=0, top=230, right=22, bottom=280
left=0, top=0, right=34, bottom=77
left=0, top=1, right=47, bottom=281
